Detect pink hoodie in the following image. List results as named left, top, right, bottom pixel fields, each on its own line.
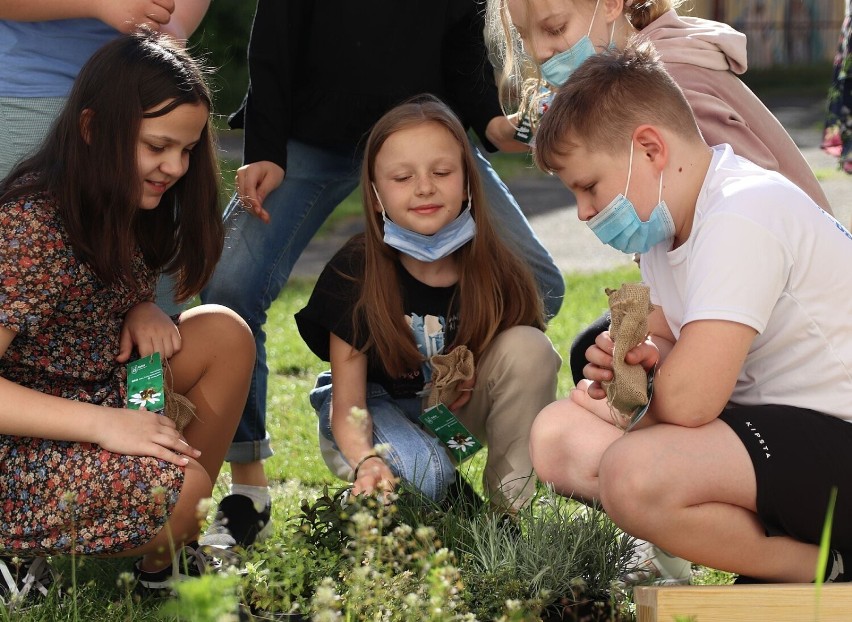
left=641, top=10, right=831, bottom=212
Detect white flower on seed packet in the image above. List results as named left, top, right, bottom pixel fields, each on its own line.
left=447, top=434, right=475, bottom=451
left=130, top=387, right=162, bottom=408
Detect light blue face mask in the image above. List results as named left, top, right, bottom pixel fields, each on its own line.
left=372, top=183, right=477, bottom=263
left=539, top=0, right=609, bottom=87
left=587, top=141, right=676, bottom=254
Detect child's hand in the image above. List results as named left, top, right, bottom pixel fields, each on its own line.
left=624, top=337, right=660, bottom=373
left=235, top=161, right=285, bottom=224
left=352, top=456, right=397, bottom=498
left=582, top=330, right=615, bottom=399
left=94, top=407, right=201, bottom=467
left=97, top=0, right=176, bottom=34
left=570, top=379, right=618, bottom=421
left=116, top=302, right=182, bottom=362
left=583, top=332, right=659, bottom=400
left=448, top=376, right=476, bottom=412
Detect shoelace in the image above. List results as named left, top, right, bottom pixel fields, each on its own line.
left=174, top=544, right=219, bottom=578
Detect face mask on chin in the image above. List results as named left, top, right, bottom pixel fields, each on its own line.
left=372, top=183, right=477, bottom=263
left=586, top=141, right=675, bottom=254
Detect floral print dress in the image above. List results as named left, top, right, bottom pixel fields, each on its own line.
left=822, top=1, right=852, bottom=174
left=0, top=188, right=183, bottom=555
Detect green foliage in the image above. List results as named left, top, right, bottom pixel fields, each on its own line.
left=159, top=572, right=242, bottom=621
left=295, top=485, right=363, bottom=553
left=238, top=536, right=339, bottom=617
left=461, top=567, right=538, bottom=622
left=307, top=495, right=474, bottom=621
left=460, top=489, right=636, bottom=609
left=189, top=2, right=254, bottom=115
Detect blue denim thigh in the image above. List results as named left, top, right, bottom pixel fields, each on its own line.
left=309, top=371, right=455, bottom=501
left=471, top=140, right=564, bottom=319
left=202, top=141, right=362, bottom=457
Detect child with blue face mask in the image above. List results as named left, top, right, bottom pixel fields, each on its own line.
left=295, top=95, right=561, bottom=513
left=585, top=139, right=675, bottom=254
left=490, top=0, right=835, bottom=584
left=532, top=43, right=852, bottom=586
left=488, top=0, right=829, bottom=211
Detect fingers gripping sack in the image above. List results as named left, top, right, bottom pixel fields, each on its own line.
left=602, top=283, right=654, bottom=426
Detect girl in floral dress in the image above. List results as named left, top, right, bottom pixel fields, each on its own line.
left=0, top=32, right=254, bottom=601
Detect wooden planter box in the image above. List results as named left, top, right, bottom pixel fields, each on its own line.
left=634, top=584, right=852, bottom=622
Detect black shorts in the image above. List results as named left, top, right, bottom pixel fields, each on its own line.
left=720, top=404, right=852, bottom=551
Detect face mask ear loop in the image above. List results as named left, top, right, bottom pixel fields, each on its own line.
left=371, top=182, right=388, bottom=218
left=609, top=17, right=617, bottom=45
left=658, top=168, right=664, bottom=204
left=588, top=0, right=602, bottom=37
left=624, top=140, right=635, bottom=197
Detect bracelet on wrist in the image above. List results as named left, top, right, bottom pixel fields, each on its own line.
left=353, top=452, right=385, bottom=480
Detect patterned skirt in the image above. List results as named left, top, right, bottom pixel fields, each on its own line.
left=0, top=437, right=183, bottom=555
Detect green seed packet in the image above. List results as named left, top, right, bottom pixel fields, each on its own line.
left=126, top=352, right=165, bottom=413
left=419, top=403, right=483, bottom=462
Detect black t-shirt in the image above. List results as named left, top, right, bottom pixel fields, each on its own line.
left=295, top=238, right=459, bottom=398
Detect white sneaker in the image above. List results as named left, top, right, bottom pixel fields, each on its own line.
left=619, top=539, right=692, bottom=586
left=0, top=557, right=57, bottom=608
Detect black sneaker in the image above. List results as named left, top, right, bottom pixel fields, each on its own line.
left=133, top=541, right=220, bottom=597
left=0, top=556, right=57, bottom=608
left=199, top=494, right=272, bottom=549
left=441, top=471, right=485, bottom=514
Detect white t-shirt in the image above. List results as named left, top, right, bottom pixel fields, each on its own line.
left=641, top=144, right=852, bottom=421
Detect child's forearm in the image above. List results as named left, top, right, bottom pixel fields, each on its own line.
left=0, top=377, right=105, bottom=443
left=0, top=0, right=95, bottom=21
left=330, top=400, right=378, bottom=469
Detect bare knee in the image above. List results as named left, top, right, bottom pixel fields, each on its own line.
left=599, top=440, right=662, bottom=531
left=530, top=401, right=576, bottom=489
left=181, top=304, right=255, bottom=364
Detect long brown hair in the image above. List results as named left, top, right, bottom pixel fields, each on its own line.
left=0, top=31, right=222, bottom=302
left=354, top=95, right=545, bottom=377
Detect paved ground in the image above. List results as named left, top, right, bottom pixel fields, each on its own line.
left=219, top=94, right=850, bottom=279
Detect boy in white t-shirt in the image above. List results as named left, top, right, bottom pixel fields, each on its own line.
left=530, top=43, right=852, bottom=583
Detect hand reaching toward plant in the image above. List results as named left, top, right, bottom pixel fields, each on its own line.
left=352, top=454, right=396, bottom=498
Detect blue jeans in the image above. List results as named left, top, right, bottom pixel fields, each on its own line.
left=201, top=138, right=564, bottom=463
left=310, top=371, right=456, bottom=501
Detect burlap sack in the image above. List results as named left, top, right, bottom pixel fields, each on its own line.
left=602, top=283, right=654, bottom=425
left=163, top=361, right=197, bottom=432
left=424, top=345, right=475, bottom=409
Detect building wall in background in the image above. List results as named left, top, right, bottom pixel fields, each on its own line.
left=683, top=0, right=844, bottom=67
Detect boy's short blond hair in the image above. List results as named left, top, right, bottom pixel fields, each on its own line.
left=533, top=42, right=703, bottom=172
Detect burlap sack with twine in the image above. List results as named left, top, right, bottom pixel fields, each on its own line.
left=602, top=283, right=654, bottom=425
left=163, top=361, right=197, bottom=432
left=424, top=345, right=475, bottom=409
